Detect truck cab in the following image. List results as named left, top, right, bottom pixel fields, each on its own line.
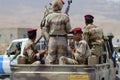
left=0, top=38, right=28, bottom=75
left=0, top=37, right=46, bottom=76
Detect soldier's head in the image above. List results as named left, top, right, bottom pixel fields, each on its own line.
left=51, top=0, right=65, bottom=12
left=84, top=14, right=94, bottom=25
left=71, top=27, right=83, bottom=41
left=27, top=28, right=37, bottom=41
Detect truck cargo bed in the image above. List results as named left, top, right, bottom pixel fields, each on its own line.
left=10, top=63, right=113, bottom=80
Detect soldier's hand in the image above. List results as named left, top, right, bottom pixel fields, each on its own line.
left=79, top=53, right=83, bottom=57
left=72, top=60, right=78, bottom=64
left=70, top=49, right=75, bottom=55
left=39, top=50, right=46, bottom=56
left=76, top=51, right=84, bottom=57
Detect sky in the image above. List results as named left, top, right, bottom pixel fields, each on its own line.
left=0, top=0, right=120, bottom=35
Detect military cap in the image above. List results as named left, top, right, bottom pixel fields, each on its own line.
left=84, top=14, right=94, bottom=19
left=71, top=27, right=83, bottom=34
left=27, top=28, right=37, bottom=33
left=52, top=0, right=64, bottom=11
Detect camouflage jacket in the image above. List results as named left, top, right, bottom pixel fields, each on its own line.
left=83, top=24, right=104, bottom=48
left=23, top=39, right=39, bottom=64
left=72, top=40, right=91, bottom=61
left=44, top=11, right=71, bottom=35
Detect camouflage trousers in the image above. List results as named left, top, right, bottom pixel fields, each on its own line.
left=91, top=43, right=104, bottom=64
left=59, top=56, right=85, bottom=65
left=45, top=37, right=67, bottom=64
left=59, top=56, right=78, bottom=65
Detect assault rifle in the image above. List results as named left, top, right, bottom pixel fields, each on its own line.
left=40, top=3, right=52, bottom=28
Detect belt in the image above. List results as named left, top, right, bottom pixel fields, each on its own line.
left=49, top=35, right=67, bottom=37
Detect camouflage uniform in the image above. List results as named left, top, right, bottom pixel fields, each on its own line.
left=59, top=40, right=91, bottom=65
left=23, top=39, right=40, bottom=64
left=59, top=27, right=91, bottom=65
left=44, top=0, right=71, bottom=64
left=83, top=24, right=104, bottom=63
left=22, top=28, right=41, bottom=64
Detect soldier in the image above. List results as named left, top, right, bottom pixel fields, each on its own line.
left=83, top=14, right=104, bottom=64
left=44, top=0, right=71, bottom=64
left=23, top=28, right=46, bottom=64
left=59, top=27, right=91, bottom=65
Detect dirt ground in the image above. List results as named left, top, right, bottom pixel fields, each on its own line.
left=0, top=42, right=8, bottom=55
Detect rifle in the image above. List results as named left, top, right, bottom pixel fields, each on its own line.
left=34, top=36, right=43, bottom=45
left=65, top=0, right=72, bottom=15
left=40, top=3, right=52, bottom=28
left=34, top=3, right=52, bottom=48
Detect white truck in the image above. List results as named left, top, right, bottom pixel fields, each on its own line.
left=0, top=34, right=118, bottom=80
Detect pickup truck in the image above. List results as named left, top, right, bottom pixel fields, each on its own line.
left=0, top=34, right=118, bottom=80
left=10, top=34, right=118, bottom=80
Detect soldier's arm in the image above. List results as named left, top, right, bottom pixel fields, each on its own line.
left=83, top=31, right=90, bottom=43
left=44, top=17, right=51, bottom=33
left=74, top=41, right=87, bottom=59
left=39, top=46, right=47, bottom=56
left=65, top=16, right=71, bottom=33
left=12, top=51, right=21, bottom=60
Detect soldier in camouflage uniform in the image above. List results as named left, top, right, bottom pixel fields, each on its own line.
left=59, top=27, right=91, bottom=65
left=23, top=28, right=46, bottom=64
left=44, top=0, right=71, bottom=64
left=83, top=14, right=104, bottom=64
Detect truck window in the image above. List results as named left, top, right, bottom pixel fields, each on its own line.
left=8, top=42, right=22, bottom=55
left=35, top=37, right=47, bottom=50
left=35, top=40, right=46, bottom=50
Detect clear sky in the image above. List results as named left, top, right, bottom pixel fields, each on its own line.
left=0, top=0, right=120, bottom=35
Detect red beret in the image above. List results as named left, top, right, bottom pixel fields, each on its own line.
left=84, top=14, right=94, bottom=19
left=71, top=27, right=83, bottom=34
left=27, top=28, right=37, bottom=33
left=61, top=0, right=65, bottom=4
